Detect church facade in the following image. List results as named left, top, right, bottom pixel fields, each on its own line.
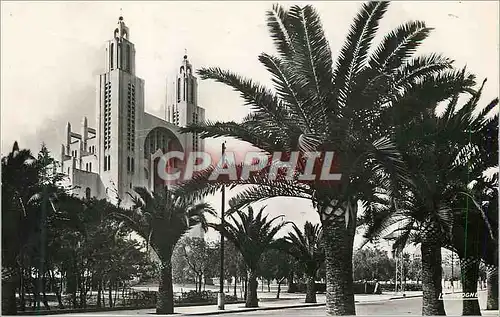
left=59, top=17, right=205, bottom=214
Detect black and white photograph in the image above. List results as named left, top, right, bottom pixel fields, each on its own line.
left=1, top=1, right=498, bottom=316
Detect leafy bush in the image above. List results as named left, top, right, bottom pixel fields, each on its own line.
left=177, top=290, right=216, bottom=304
left=129, top=290, right=157, bottom=306
left=175, top=290, right=240, bottom=304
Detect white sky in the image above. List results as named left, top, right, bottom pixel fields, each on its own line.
left=1, top=1, right=498, bottom=249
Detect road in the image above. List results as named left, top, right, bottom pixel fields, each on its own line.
left=217, top=294, right=494, bottom=316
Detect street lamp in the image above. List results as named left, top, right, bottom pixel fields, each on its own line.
left=218, top=141, right=227, bottom=310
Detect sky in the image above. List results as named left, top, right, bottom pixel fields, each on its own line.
left=1, top=1, right=499, bottom=251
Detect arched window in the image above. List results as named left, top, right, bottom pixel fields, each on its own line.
left=85, top=187, right=91, bottom=200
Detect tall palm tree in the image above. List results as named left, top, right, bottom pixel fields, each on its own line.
left=210, top=206, right=287, bottom=308
left=175, top=2, right=474, bottom=315
left=278, top=221, right=324, bottom=303
left=112, top=186, right=214, bottom=314
left=361, top=86, right=497, bottom=315
left=1, top=142, right=38, bottom=315
left=450, top=100, right=498, bottom=314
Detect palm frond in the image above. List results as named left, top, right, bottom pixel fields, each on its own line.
left=332, top=1, right=390, bottom=109
left=368, top=20, right=433, bottom=72
left=266, top=4, right=295, bottom=58
left=197, top=67, right=291, bottom=127
left=228, top=183, right=313, bottom=211
left=180, top=120, right=290, bottom=153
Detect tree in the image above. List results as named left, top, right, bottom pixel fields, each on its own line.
left=210, top=206, right=286, bottom=307
left=258, top=249, right=292, bottom=298
left=1, top=142, right=37, bottom=315
left=279, top=221, right=324, bottom=303
left=176, top=237, right=211, bottom=293
left=361, top=85, right=496, bottom=315
left=176, top=2, right=473, bottom=315
left=112, top=186, right=214, bottom=314
left=353, top=247, right=394, bottom=282
left=172, top=243, right=191, bottom=284
left=225, top=240, right=242, bottom=296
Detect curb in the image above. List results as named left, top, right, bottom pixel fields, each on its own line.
left=182, top=303, right=326, bottom=316
left=388, top=294, right=424, bottom=300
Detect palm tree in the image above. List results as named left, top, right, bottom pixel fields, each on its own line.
left=1, top=141, right=38, bottom=315
left=210, top=206, right=287, bottom=308
left=361, top=86, right=497, bottom=315
left=450, top=100, right=498, bottom=315
left=278, top=221, right=324, bottom=303
left=175, top=2, right=474, bottom=315
left=112, top=186, right=214, bottom=314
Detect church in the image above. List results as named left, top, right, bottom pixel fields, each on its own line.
left=58, top=16, right=205, bottom=216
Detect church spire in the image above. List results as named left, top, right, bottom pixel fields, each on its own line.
left=114, top=15, right=129, bottom=40
left=105, top=14, right=135, bottom=74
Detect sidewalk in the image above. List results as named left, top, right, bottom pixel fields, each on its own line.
left=178, top=299, right=325, bottom=316
left=53, top=290, right=499, bottom=316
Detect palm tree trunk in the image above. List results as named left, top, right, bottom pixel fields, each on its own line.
left=305, top=275, right=317, bottom=303
left=245, top=269, right=258, bottom=308
left=322, top=213, right=356, bottom=315
left=1, top=267, right=18, bottom=315
left=421, top=242, right=445, bottom=315
left=460, top=257, right=481, bottom=315
left=156, top=259, right=174, bottom=314
left=486, top=265, right=498, bottom=310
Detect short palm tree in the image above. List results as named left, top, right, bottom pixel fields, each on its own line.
left=210, top=206, right=287, bottom=308
left=361, top=85, right=497, bottom=315
left=176, top=2, right=474, bottom=315
left=112, top=186, right=214, bottom=314
left=278, top=221, right=324, bottom=303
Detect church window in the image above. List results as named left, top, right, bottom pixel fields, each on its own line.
left=110, top=43, right=114, bottom=70
left=190, top=79, right=195, bottom=103
left=126, top=45, right=131, bottom=72
left=89, top=162, right=92, bottom=171
left=117, top=43, right=122, bottom=69
left=177, top=78, right=181, bottom=103
left=85, top=187, right=91, bottom=200
left=184, top=78, right=187, bottom=101
left=127, top=157, right=130, bottom=172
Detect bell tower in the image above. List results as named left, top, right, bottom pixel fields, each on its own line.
left=96, top=16, right=145, bottom=204
left=167, top=53, right=205, bottom=153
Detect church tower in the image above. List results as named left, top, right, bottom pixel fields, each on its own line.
left=96, top=16, right=145, bottom=204
left=167, top=54, right=205, bottom=153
